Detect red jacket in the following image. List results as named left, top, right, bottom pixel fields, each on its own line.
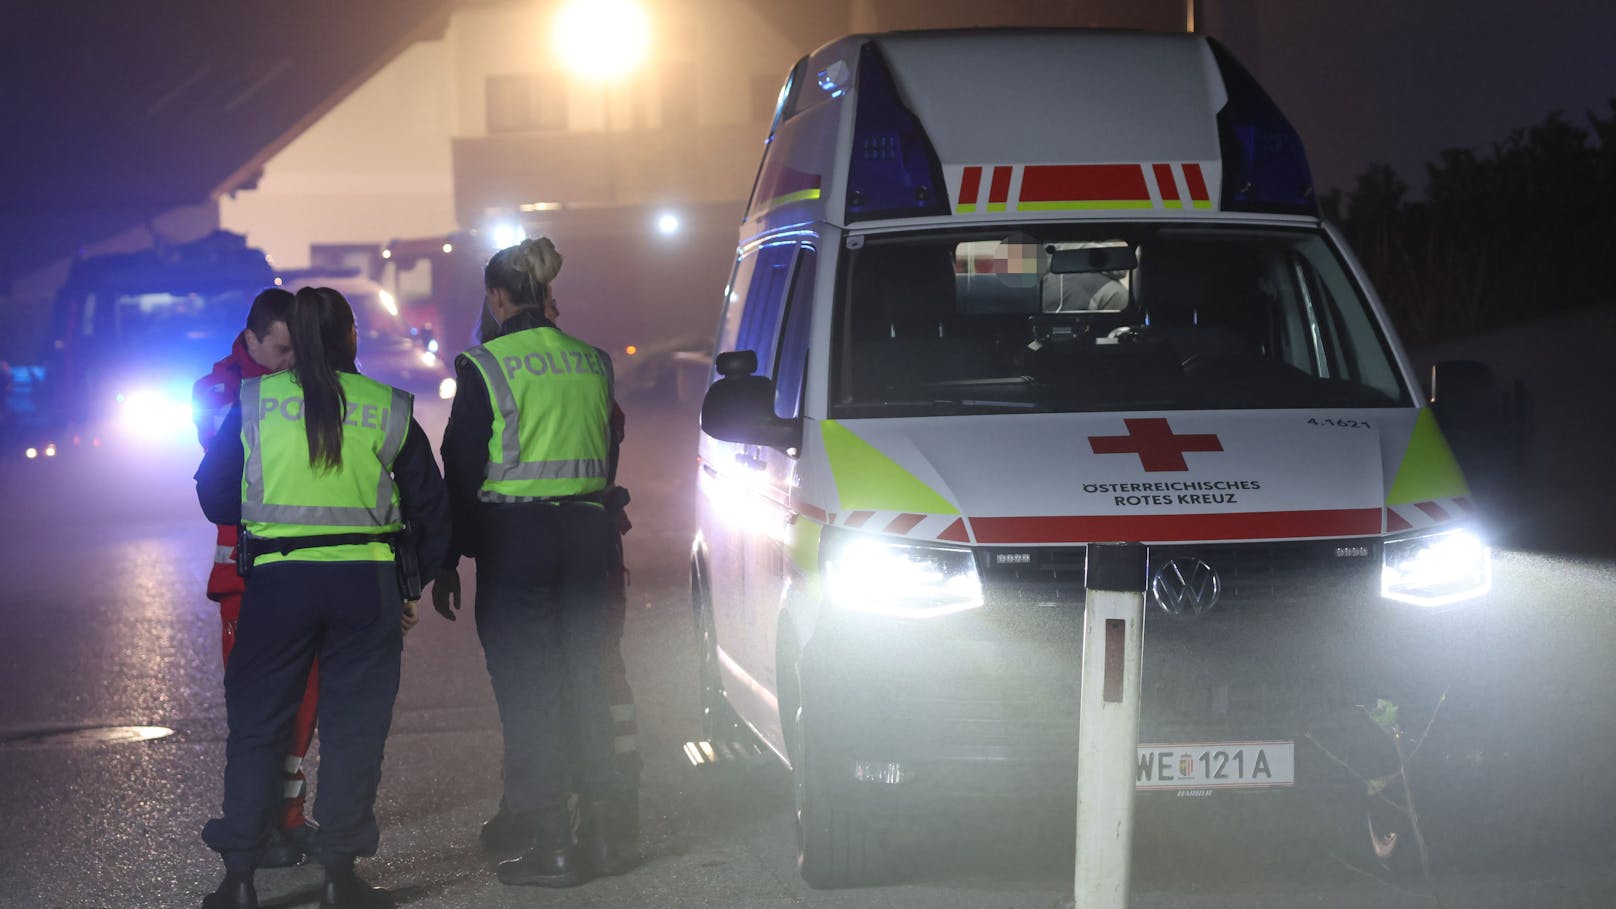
left=192, top=333, right=276, bottom=601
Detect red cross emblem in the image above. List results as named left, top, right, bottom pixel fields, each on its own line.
left=1088, top=418, right=1222, bottom=472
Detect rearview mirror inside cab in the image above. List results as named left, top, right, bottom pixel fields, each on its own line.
left=1048, top=244, right=1138, bottom=274
left=700, top=349, right=802, bottom=453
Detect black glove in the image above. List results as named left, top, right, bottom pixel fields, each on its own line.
left=432, top=566, right=462, bottom=621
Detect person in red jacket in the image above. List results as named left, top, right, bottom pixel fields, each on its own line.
left=192, top=287, right=320, bottom=868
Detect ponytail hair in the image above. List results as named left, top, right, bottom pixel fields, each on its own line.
left=484, top=236, right=563, bottom=312
left=288, top=286, right=359, bottom=471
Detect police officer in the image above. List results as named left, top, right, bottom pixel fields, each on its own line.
left=192, top=287, right=320, bottom=868
left=434, top=237, right=638, bottom=887
left=195, top=287, right=449, bottom=909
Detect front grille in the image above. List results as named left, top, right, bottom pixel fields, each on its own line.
left=969, top=538, right=1388, bottom=734
left=977, top=537, right=1381, bottom=622
left=1147, top=538, right=1381, bottom=617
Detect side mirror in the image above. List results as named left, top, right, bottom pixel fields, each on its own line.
left=700, top=349, right=802, bottom=452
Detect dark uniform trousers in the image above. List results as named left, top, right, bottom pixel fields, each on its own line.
left=202, top=561, right=403, bottom=871
left=473, top=499, right=623, bottom=815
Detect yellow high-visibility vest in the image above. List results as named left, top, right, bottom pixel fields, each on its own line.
left=239, top=370, right=412, bottom=566
left=460, top=325, right=611, bottom=502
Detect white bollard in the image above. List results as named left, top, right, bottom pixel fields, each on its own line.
left=1070, top=543, right=1147, bottom=908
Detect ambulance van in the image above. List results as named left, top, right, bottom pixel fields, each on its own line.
left=693, top=30, right=1497, bottom=887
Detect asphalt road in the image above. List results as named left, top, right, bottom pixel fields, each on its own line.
left=3, top=382, right=1616, bottom=909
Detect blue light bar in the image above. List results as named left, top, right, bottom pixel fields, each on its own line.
left=1209, top=40, right=1316, bottom=216
left=845, top=42, right=951, bottom=223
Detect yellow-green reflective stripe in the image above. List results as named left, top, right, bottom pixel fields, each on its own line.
left=820, top=420, right=958, bottom=515
left=762, top=188, right=821, bottom=212
left=1386, top=408, right=1471, bottom=505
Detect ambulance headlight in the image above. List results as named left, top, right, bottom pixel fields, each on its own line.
left=1381, top=528, right=1491, bottom=608
left=824, top=531, right=983, bottom=618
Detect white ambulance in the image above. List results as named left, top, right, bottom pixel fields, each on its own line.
left=692, top=29, right=1496, bottom=887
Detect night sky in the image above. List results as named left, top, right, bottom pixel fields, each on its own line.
left=1208, top=0, right=1616, bottom=196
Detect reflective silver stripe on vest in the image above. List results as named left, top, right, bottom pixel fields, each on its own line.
left=475, top=490, right=609, bottom=505
left=464, top=345, right=524, bottom=484
left=465, top=346, right=608, bottom=488
left=244, top=502, right=402, bottom=524
left=239, top=377, right=407, bottom=528
left=241, top=377, right=266, bottom=508
left=501, top=457, right=608, bottom=481
left=370, top=387, right=413, bottom=513
left=214, top=545, right=235, bottom=565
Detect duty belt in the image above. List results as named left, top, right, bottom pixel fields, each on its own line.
left=236, top=526, right=421, bottom=599
left=239, top=529, right=399, bottom=562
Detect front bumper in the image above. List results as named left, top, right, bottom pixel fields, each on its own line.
left=796, top=539, right=1502, bottom=806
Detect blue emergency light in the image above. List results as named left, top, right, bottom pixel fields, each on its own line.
left=845, top=42, right=951, bottom=223
left=1209, top=39, right=1317, bottom=216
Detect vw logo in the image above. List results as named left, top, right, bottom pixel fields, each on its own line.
left=1151, top=558, right=1221, bottom=617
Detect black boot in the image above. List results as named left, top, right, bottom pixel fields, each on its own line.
left=581, top=792, right=641, bottom=877
left=478, top=805, right=536, bottom=857
left=201, top=871, right=256, bottom=909
left=320, top=863, right=394, bottom=909
left=496, top=807, right=591, bottom=888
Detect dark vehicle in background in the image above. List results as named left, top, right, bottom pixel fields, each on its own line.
left=12, top=231, right=277, bottom=454
left=4, top=231, right=450, bottom=462
left=273, top=269, right=456, bottom=404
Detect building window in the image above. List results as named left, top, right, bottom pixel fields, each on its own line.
left=661, top=61, right=696, bottom=128
left=486, top=73, right=567, bottom=133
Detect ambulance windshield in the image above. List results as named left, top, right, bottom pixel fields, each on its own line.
left=831, top=225, right=1411, bottom=417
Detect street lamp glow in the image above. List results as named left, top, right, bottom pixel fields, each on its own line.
left=656, top=212, right=680, bottom=235
left=491, top=223, right=526, bottom=250
left=552, top=0, right=651, bottom=82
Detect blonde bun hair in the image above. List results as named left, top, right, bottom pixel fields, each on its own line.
left=486, top=235, right=564, bottom=309
left=518, top=236, right=563, bottom=287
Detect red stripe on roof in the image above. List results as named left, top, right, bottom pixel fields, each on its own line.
left=1386, top=509, right=1413, bottom=532
left=970, top=509, right=1383, bottom=544
left=1414, top=501, right=1452, bottom=523
left=1019, top=164, right=1149, bottom=203
left=958, top=166, right=983, bottom=205
left=883, top=513, right=926, bottom=535
left=938, top=518, right=970, bottom=543
left=795, top=501, right=828, bottom=524
left=1183, top=163, right=1210, bottom=201
left=844, top=511, right=875, bottom=529
left=1152, top=163, right=1179, bottom=202
left=988, top=166, right=1013, bottom=204
left=1454, top=497, right=1474, bottom=513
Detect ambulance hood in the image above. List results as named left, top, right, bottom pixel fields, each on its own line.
left=807, top=409, right=1466, bottom=546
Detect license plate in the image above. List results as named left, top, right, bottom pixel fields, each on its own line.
left=1135, top=741, right=1294, bottom=790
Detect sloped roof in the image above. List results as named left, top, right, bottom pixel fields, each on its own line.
left=0, top=0, right=456, bottom=278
